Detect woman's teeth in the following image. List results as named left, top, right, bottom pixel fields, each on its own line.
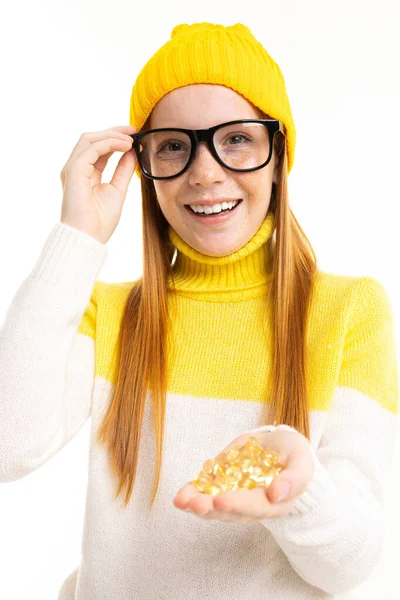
left=188, top=200, right=240, bottom=215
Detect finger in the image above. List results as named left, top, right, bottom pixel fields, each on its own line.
left=75, top=138, right=133, bottom=179
left=104, top=125, right=137, bottom=133
left=173, top=482, right=208, bottom=510
left=97, top=127, right=136, bottom=177
left=187, top=492, right=215, bottom=515
left=188, top=496, right=257, bottom=522
left=213, top=485, right=303, bottom=519
left=66, top=127, right=136, bottom=166
left=196, top=509, right=256, bottom=523
left=174, top=482, right=249, bottom=518
left=213, top=487, right=272, bottom=520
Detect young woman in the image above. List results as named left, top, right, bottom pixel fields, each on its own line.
left=0, top=22, right=398, bottom=600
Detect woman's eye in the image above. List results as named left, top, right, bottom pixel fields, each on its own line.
left=227, top=134, right=251, bottom=144
left=158, top=142, right=184, bottom=153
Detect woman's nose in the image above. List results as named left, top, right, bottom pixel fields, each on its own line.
left=187, top=142, right=227, bottom=185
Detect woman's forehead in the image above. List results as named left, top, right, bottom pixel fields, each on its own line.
left=150, top=84, right=262, bottom=129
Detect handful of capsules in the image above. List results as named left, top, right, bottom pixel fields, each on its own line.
left=193, top=436, right=286, bottom=496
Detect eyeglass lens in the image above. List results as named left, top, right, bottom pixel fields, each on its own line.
left=138, top=122, right=271, bottom=178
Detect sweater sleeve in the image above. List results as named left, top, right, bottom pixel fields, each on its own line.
left=0, top=222, right=107, bottom=482
left=254, top=277, right=399, bottom=595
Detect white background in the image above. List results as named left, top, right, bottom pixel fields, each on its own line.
left=0, top=1, right=399, bottom=598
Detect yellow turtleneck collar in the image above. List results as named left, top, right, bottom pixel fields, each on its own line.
left=166, top=211, right=275, bottom=302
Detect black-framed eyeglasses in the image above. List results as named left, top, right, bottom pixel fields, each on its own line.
left=129, top=119, right=284, bottom=181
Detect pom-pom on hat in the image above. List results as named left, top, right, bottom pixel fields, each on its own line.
left=129, top=22, right=296, bottom=178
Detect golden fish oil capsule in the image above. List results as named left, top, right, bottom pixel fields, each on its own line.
left=193, top=436, right=286, bottom=495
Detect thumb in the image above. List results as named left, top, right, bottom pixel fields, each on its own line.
left=110, top=148, right=137, bottom=196
left=266, top=447, right=314, bottom=504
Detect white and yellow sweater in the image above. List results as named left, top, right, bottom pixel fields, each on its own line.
left=0, top=212, right=398, bottom=599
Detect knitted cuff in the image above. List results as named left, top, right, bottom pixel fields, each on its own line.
left=243, top=424, right=300, bottom=436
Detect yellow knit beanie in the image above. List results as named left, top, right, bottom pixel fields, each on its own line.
left=129, top=22, right=296, bottom=178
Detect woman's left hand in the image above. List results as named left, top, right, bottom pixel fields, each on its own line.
left=173, top=429, right=315, bottom=522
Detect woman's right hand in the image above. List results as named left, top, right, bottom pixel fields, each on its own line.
left=60, top=125, right=137, bottom=244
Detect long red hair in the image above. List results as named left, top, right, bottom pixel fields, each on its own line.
left=96, top=109, right=318, bottom=510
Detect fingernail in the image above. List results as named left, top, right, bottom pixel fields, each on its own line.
left=276, top=482, right=291, bottom=502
